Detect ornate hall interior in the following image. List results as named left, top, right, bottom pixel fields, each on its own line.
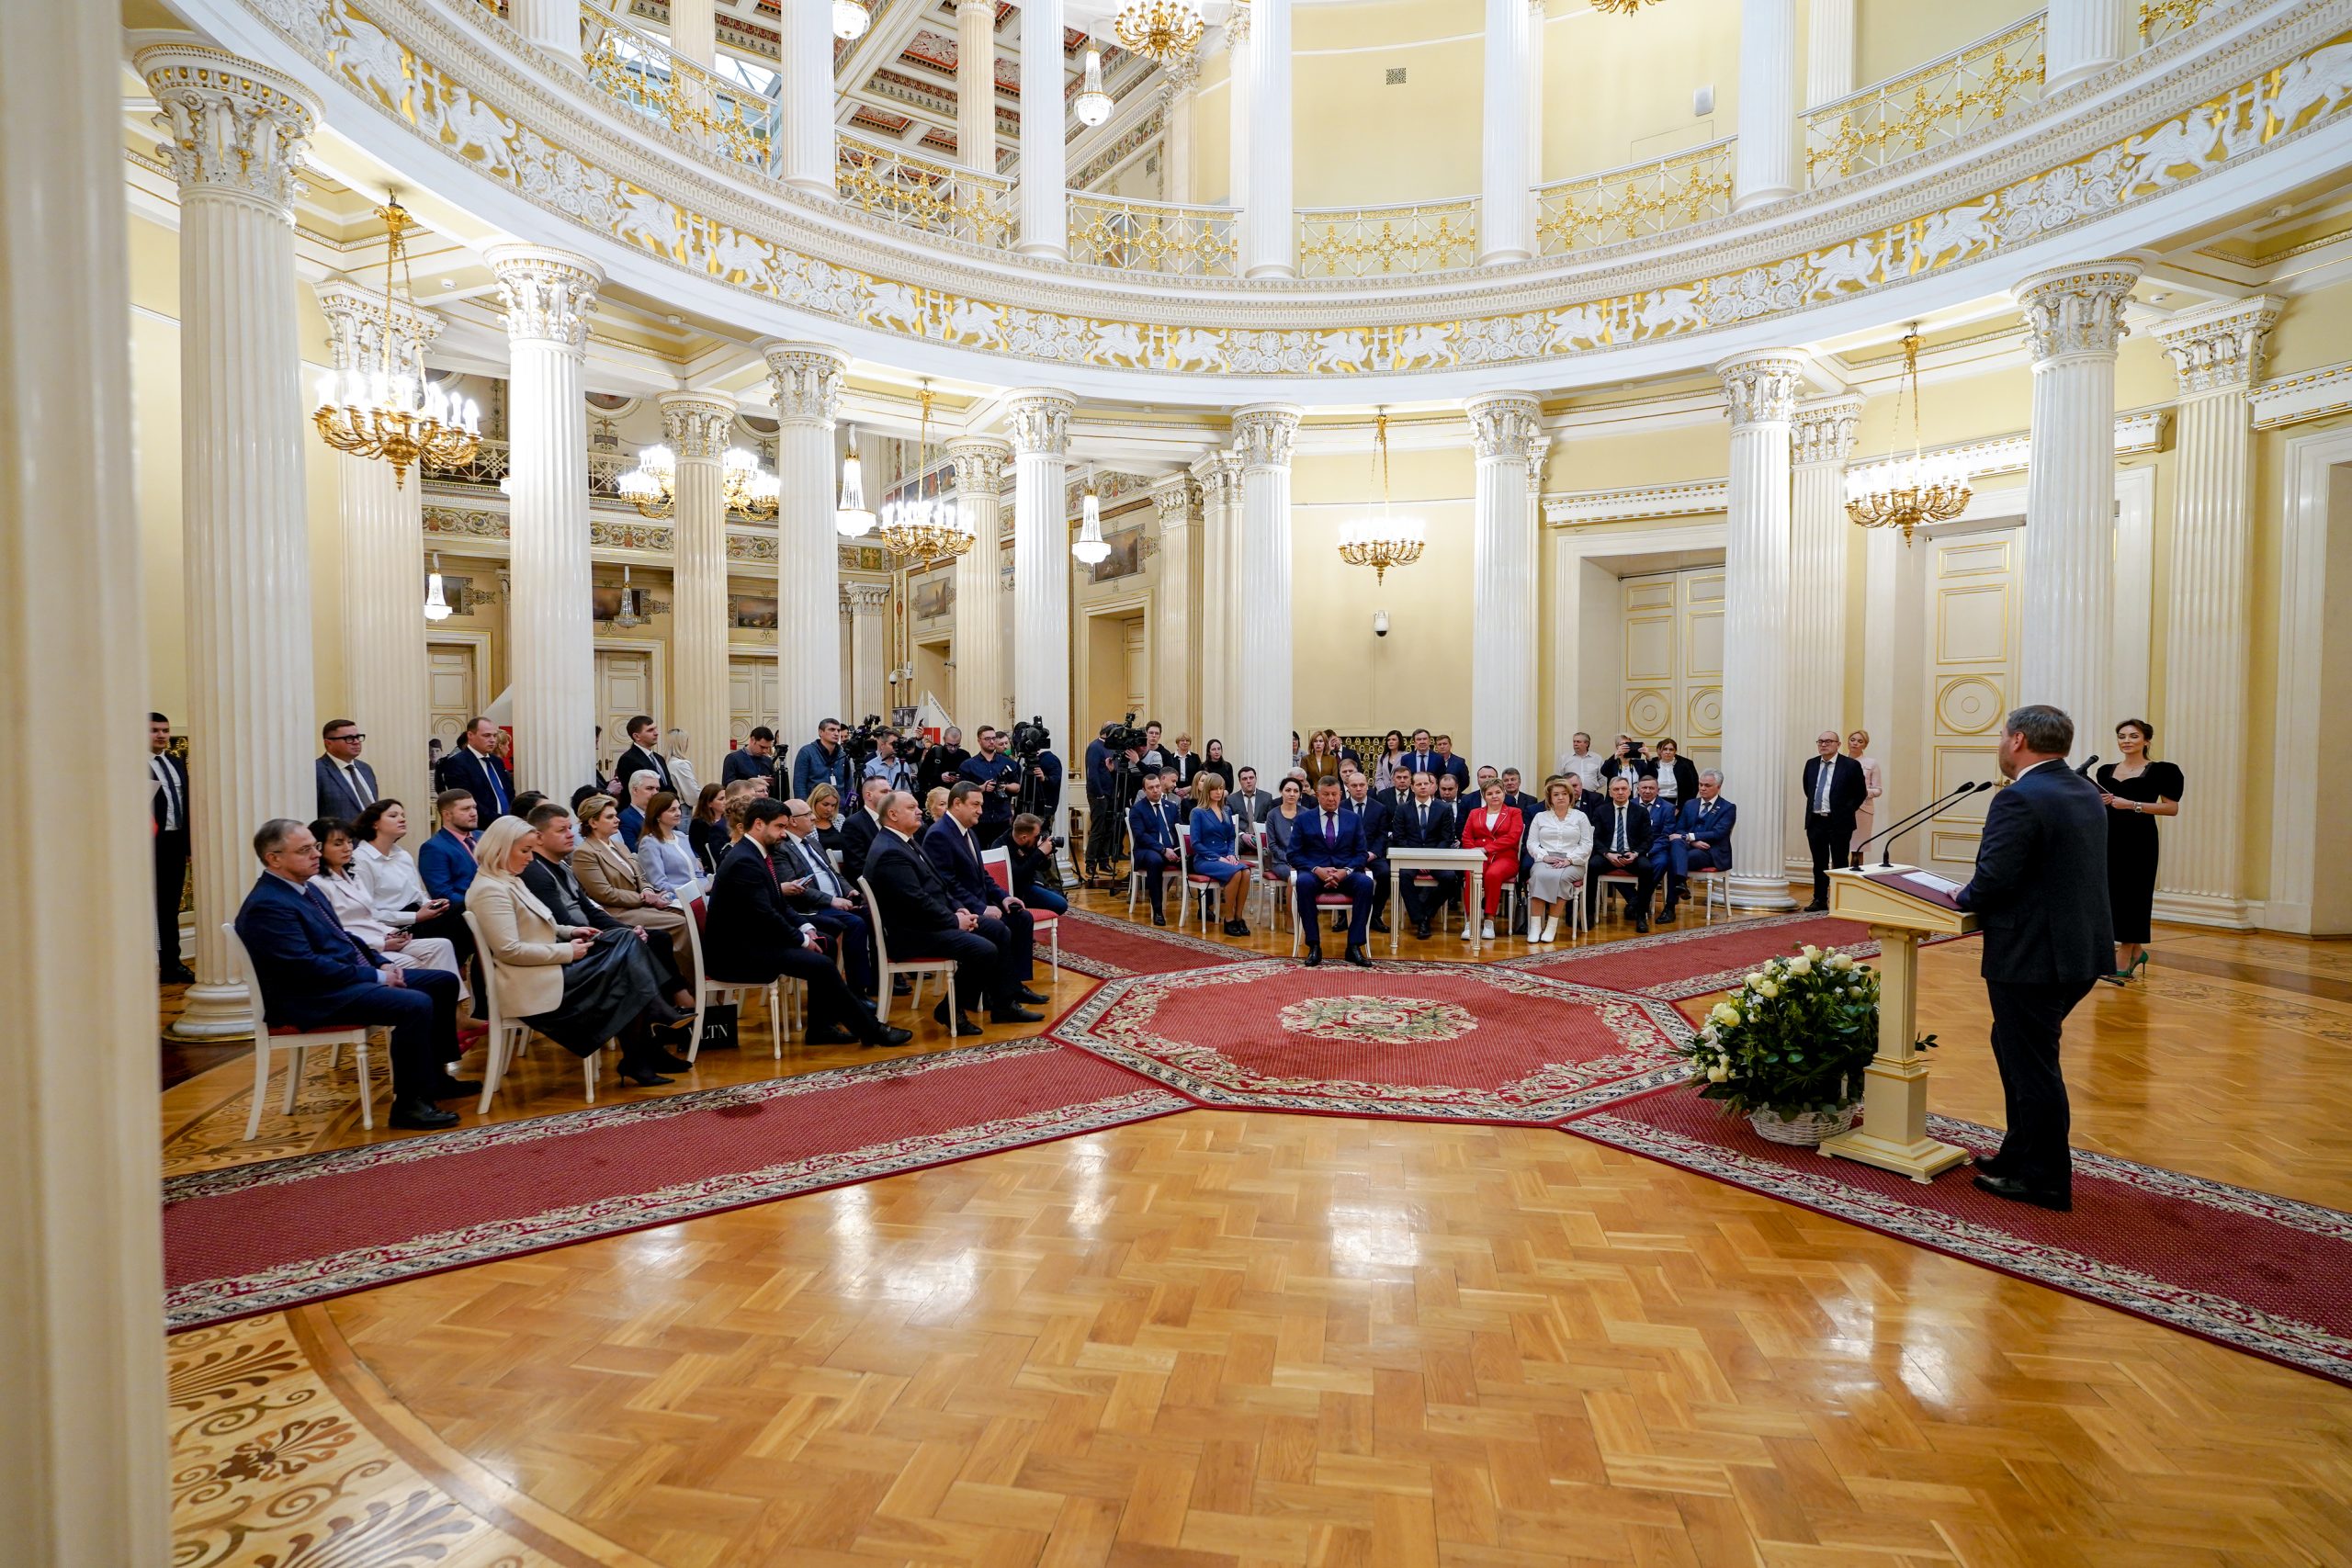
left=11, top=0, right=2352, bottom=1562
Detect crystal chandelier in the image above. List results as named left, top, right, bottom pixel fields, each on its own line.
left=1337, top=411, right=1426, bottom=585
left=616, top=441, right=780, bottom=519
left=424, top=553, right=454, bottom=622
left=1114, top=0, right=1206, bottom=62
left=612, top=564, right=646, bottom=628
left=1075, top=47, right=1114, bottom=127
left=1845, top=325, right=1972, bottom=546
left=312, top=197, right=481, bottom=488
left=832, top=0, right=870, bottom=40
left=876, top=383, right=976, bottom=560
left=1071, top=477, right=1110, bottom=564
left=835, top=426, right=876, bottom=538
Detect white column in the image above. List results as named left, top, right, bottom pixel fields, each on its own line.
left=1526, top=432, right=1550, bottom=759
left=510, top=0, right=582, bottom=65
left=1192, top=451, right=1241, bottom=751
left=1788, top=395, right=1861, bottom=854
left=141, top=42, right=322, bottom=1039
left=314, top=280, right=439, bottom=815
left=2015, top=261, right=2138, bottom=761
left=1805, top=0, right=1855, bottom=106
left=763, top=341, right=849, bottom=745
left=1242, top=0, right=1294, bottom=277
left=1716, top=352, right=1805, bottom=908
left=1479, top=0, right=1534, bottom=264
left=1018, top=0, right=1068, bottom=259
left=1226, top=8, right=1251, bottom=210
left=2154, top=297, right=2279, bottom=921
left=490, top=244, right=604, bottom=801
left=1526, top=0, right=1546, bottom=183
left=781, top=0, right=834, bottom=196
left=2046, top=0, right=2124, bottom=93
left=1734, top=0, right=1798, bottom=210
left=1159, top=57, right=1199, bottom=202
left=1154, top=476, right=1204, bottom=734
left=670, top=0, right=713, bottom=64
left=844, top=582, right=892, bottom=722
left=950, top=436, right=1011, bottom=732
left=5, top=6, right=170, bottom=1555
left=1231, top=405, right=1302, bottom=777
left=957, top=0, right=997, bottom=172
left=661, top=390, right=734, bottom=778
left=1008, top=390, right=1077, bottom=774
left=1466, top=393, right=1544, bottom=773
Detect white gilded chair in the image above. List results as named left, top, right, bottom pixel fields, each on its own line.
left=463, top=909, right=604, bottom=1109
left=858, top=874, right=958, bottom=1023
left=220, top=922, right=383, bottom=1140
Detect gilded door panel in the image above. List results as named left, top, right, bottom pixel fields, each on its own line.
left=729, top=657, right=779, bottom=748
left=1618, top=567, right=1721, bottom=774
left=595, top=649, right=654, bottom=777
left=1921, top=527, right=2019, bottom=879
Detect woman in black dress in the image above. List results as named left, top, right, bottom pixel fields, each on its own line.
left=2094, top=717, right=2181, bottom=983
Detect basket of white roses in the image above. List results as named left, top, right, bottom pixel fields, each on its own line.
left=1677, top=942, right=1884, bottom=1145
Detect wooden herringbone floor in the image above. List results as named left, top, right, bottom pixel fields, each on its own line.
left=162, top=893, right=2352, bottom=1565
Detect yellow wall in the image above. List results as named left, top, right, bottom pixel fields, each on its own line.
left=1292, top=1, right=1485, bottom=208
left=1542, top=4, right=1743, bottom=177
left=1855, top=0, right=2035, bottom=88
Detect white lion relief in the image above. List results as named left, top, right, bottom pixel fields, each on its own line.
left=864, top=279, right=927, bottom=334
left=423, top=83, right=519, bottom=181
left=1314, top=330, right=1372, bottom=373
left=1095, top=320, right=1145, bottom=362
left=614, top=186, right=684, bottom=254
left=1161, top=326, right=1222, bottom=371
left=1633, top=285, right=1703, bottom=336
left=1808, top=236, right=1880, bottom=297
left=323, top=3, right=413, bottom=120
left=705, top=225, right=772, bottom=288
left=1392, top=323, right=1453, bottom=367
left=1916, top=197, right=1998, bottom=266
left=2269, top=40, right=2352, bottom=138
left=944, top=297, right=1003, bottom=345
left=1544, top=303, right=1608, bottom=353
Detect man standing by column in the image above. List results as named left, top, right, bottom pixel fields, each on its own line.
left=152, top=714, right=192, bottom=983
left=1800, top=728, right=1867, bottom=908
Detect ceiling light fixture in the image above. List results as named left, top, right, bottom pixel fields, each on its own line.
left=835, top=426, right=876, bottom=538
left=1113, top=0, right=1206, bottom=63
left=876, top=382, right=976, bottom=560
left=1845, top=325, right=1972, bottom=546
left=312, top=196, right=481, bottom=488
left=1337, top=411, right=1425, bottom=585
left=424, top=552, right=454, bottom=622
left=832, top=0, right=870, bottom=41
left=1589, top=0, right=1668, bottom=14
left=1075, top=47, right=1114, bottom=127
left=615, top=441, right=780, bottom=520
left=1072, top=471, right=1111, bottom=565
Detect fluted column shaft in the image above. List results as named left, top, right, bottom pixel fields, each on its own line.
left=2016, top=262, right=2138, bottom=761
left=1226, top=10, right=1251, bottom=209
left=1735, top=0, right=1798, bottom=209
left=1805, top=0, right=1855, bottom=105
left=511, top=0, right=581, bottom=64
left=1159, top=58, right=1199, bottom=201
left=1018, top=0, right=1068, bottom=259
left=6, top=7, right=170, bottom=1554
left=1192, top=453, right=1241, bottom=751
left=781, top=0, right=832, bottom=195
left=662, top=390, right=734, bottom=775
left=1242, top=0, right=1294, bottom=277
left=764, top=342, right=848, bottom=745
left=1232, top=405, right=1301, bottom=778
left=143, top=44, right=322, bottom=1038
left=1479, top=0, right=1533, bottom=264
left=491, top=245, right=603, bottom=802
left=1788, top=396, right=1861, bottom=852
left=1467, top=394, right=1543, bottom=773
left=957, top=0, right=997, bottom=172
left=844, top=583, right=891, bottom=722
left=2046, top=0, right=2124, bottom=91
left=1717, top=353, right=1805, bottom=908
left=950, top=437, right=1011, bottom=732
left=2155, top=297, right=2279, bottom=916
left=1009, top=391, right=1076, bottom=773
left=1154, top=477, right=1204, bottom=735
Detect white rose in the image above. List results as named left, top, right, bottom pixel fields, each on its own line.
left=1801, top=944, right=1822, bottom=962
left=1788, top=955, right=1812, bottom=976
left=1710, top=1002, right=1741, bottom=1027
left=1757, top=980, right=1779, bottom=999
left=1707, top=1064, right=1729, bottom=1083
left=1744, top=972, right=1765, bottom=989
left=1827, top=953, right=1855, bottom=972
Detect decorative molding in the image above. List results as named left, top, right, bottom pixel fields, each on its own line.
left=1004, top=389, right=1076, bottom=456
left=761, top=340, right=847, bottom=424
left=485, top=243, right=603, bottom=350
left=2014, top=261, right=2142, bottom=361
left=944, top=434, right=1011, bottom=491
left=658, top=389, right=736, bottom=457
left=312, top=276, right=441, bottom=373
left=842, top=581, right=894, bottom=611
left=2250, top=355, right=2352, bottom=427
left=1714, top=353, right=1806, bottom=427
left=1791, top=394, right=1865, bottom=466
left=1231, top=404, right=1301, bottom=469
left=1464, top=393, right=1544, bottom=461
left=135, top=41, right=319, bottom=212
left=1544, top=480, right=1731, bottom=527
left=2154, top=294, right=2284, bottom=394
left=1150, top=473, right=1202, bottom=528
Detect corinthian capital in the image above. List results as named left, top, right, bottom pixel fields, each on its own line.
left=1464, top=393, right=1544, bottom=461
left=761, top=341, right=848, bottom=425
left=1226, top=0, right=1251, bottom=48
left=659, top=390, right=737, bottom=459
left=946, top=435, right=1012, bottom=491
left=136, top=42, right=320, bottom=214
left=1191, top=449, right=1243, bottom=506
left=2013, top=262, right=2141, bottom=363
left=313, top=278, right=442, bottom=378
left=1152, top=474, right=1202, bottom=529
left=1232, top=404, right=1302, bottom=470
left=1792, top=395, right=1865, bottom=466
left=1004, top=389, right=1077, bottom=457
left=487, top=244, right=605, bottom=352
left=2154, top=295, right=2284, bottom=396
left=1713, top=352, right=1806, bottom=428
left=842, top=581, right=894, bottom=613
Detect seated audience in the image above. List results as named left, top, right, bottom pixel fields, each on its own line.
left=838, top=775, right=891, bottom=883
left=863, top=789, right=1046, bottom=1035
left=308, top=818, right=469, bottom=998
left=635, top=790, right=707, bottom=902
left=1390, top=771, right=1459, bottom=942
left=234, top=818, right=470, bottom=1130
left=706, top=799, right=910, bottom=1046
left=1126, top=769, right=1182, bottom=926
left=1658, top=770, right=1736, bottom=923
left=468, top=817, right=692, bottom=1086
left=1588, top=775, right=1657, bottom=932
left=687, top=782, right=729, bottom=873
left=352, top=798, right=472, bottom=964
left=1186, top=773, right=1254, bottom=937
left=1342, top=772, right=1394, bottom=936
left=1459, top=779, right=1524, bottom=942
left=616, top=770, right=661, bottom=850
left=1005, top=814, right=1068, bottom=915
left=922, top=784, right=950, bottom=825
left=1261, top=775, right=1306, bottom=885
left=416, top=788, right=482, bottom=908
left=771, top=795, right=876, bottom=996
left=1524, top=778, right=1592, bottom=944
left=1231, top=766, right=1275, bottom=842
left=1290, top=776, right=1375, bottom=968
left=923, top=782, right=1043, bottom=994
left=808, top=782, right=846, bottom=855
left=571, top=795, right=693, bottom=971
left=520, top=803, right=696, bottom=1031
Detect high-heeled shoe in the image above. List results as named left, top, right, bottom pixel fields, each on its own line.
left=2130, top=952, right=2149, bottom=980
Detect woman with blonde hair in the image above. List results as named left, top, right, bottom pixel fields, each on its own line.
left=572, top=794, right=694, bottom=972
left=1523, top=777, right=1593, bottom=944
left=467, top=816, right=689, bottom=1086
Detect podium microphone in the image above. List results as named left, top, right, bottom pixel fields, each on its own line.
left=1880, top=781, right=1995, bottom=866
left=2075, top=752, right=2101, bottom=777
left=1850, top=780, right=1982, bottom=862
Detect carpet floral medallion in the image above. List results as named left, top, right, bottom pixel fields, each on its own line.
left=1054, top=959, right=1693, bottom=1123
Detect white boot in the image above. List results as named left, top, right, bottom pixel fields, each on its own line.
left=1542, top=916, right=1559, bottom=943
left=1482, top=919, right=1496, bottom=940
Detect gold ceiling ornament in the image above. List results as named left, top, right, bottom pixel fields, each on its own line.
left=876, top=382, right=977, bottom=561
left=1113, top=0, right=1207, bottom=64
left=311, top=197, right=480, bottom=488
left=1845, top=326, right=1972, bottom=546
left=1588, top=0, right=1668, bottom=14
left=1337, top=411, right=1426, bottom=585
left=616, top=444, right=780, bottom=519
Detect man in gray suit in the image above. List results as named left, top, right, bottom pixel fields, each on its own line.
left=314, top=718, right=380, bottom=822
left=1229, top=765, right=1276, bottom=843
left=1956, top=704, right=2112, bottom=1213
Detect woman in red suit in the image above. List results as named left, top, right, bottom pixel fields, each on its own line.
left=1458, top=779, right=1524, bottom=942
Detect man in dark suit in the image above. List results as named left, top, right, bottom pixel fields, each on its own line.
left=314, top=718, right=381, bottom=823
left=1373, top=760, right=1415, bottom=815
left=958, top=727, right=1021, bottom=849
left=1230, top=767, right=1276, bottom=842
left=1126, top=770, right=1182, bottom=926
left=232, top=818, right=470, bottom=1129
left=836, top=776, right=891, bottom=886
left=1801, top=728, right=1870, bottom=908
left=723, top=727, right=782, bottom=793
left=150, top=713, right=194, bottom=983
left=437, top=716, right=515, bottom=822
left=773, top=795, right=875, bottom=996
left=1430, top=735, right=1473, bottom=795
left=1388, top=770, right=1458, bottom=942
left=1957, top=705, right=2111, bottom=1212
left=924, top=782, right=1041, bottom=987
left=1588, top=774, right=1657, bottom=932
left=519, top=804, right=695, bottom=1019
left=1292, top=776, right=1376, bottom=968
left=1657, top=771, right=1736, bottom=922
left=863, top=790, right=1046, bottom=1035
left=707, top=801, right=911, bottom=1047
left=613, top=715, right=678, bottom=799
left=1343, top=773, right=1394, bottom=935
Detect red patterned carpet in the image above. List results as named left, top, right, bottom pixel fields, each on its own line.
left=1567, top=1085, right=2352, bottom=1388
left=1054, top=958, right=1690, bottom=1123
left=161, top=1042, right=1186, bottom=1331
left=1507, top=911, right=1894, bottom=998
left=1053, top=907, right=1254, bottom=976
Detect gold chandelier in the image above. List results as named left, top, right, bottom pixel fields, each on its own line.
left=1337, top=411, right=1426, bottom=585
left=312, top=198, right=480, bottom=487
left=1845, top=325, right=1972, bottom=545
left=1589, top=0, right=1668, bottom=14
left=876, top=382, right=977, bottom=560
left=1114, top=0, right=1206, bottom=62
left=616, top=443, right=780, bottom=520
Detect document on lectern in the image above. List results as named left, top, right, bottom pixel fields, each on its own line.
left=1862, top=867, right=1964, bottom=909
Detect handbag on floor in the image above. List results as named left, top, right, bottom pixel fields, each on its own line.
left=696, top=1001, right=740, bottom=1053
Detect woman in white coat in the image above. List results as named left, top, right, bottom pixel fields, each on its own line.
left=1523, top=777, right=1594, bottom=944
left=1845, top=729, right=1883, bottom=862
left=309, top=818, right=468, bottom=998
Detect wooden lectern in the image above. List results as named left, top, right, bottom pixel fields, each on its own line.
left=1816, top=866, right=1980, bottom=1182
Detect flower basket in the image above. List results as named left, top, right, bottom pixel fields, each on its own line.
left=1675, top=942, right=1892, bottom=1125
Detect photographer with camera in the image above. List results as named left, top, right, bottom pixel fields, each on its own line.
left=1006, top=717, right=1064, bottom=838
left=861, top=728, right=918, bottom=795
left=791, top=717, right=854, bottom=802
left=1599, top=732, right=1655, bottom=789
left=916, top=727, right=970, bottom=798
left=1082, top=716, right=1148, bottom=884
left=959, top=725, right=1020, bottom=850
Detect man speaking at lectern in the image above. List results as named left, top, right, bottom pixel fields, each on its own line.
left=1955, top=704, right=2111, bottom=1213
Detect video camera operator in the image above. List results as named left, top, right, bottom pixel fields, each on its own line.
left=916, top=727, right=970, bottom=797
left=1007, top=716, right=1065, bottom=861
left=860, top=727, right=918, bottom=795
left=1082, top=716, right=1148, bottom=883
left=959, top=725, right=1020, bottom=850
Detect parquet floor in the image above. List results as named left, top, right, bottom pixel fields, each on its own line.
left=159, top=888, right=2352, bottom=1566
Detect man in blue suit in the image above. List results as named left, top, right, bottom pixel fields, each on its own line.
left=1388, top=771, right=1459, bottom=941
left=1657, top=770, right=1736, bottom=923
left=416, top=789, right=482, bottom=908
left=922, top=783, right=1043, bottom=994
left=1636, top=774, right=1681, bottom=897
left=1342, top=772, right=1394, bottom=936
left=233, top=818, right=470, bottom=1130
left=1293, top=776, right=1376, bottom=968
left=435, top=716, right=514, bottom=822
left=1126, top=769, right=1182, bottom=926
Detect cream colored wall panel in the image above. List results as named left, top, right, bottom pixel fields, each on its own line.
left=1542, top=4, right=1743, bottom=180
left=1918, top=525, right=2019, bottom=877
left=1854, top=0, right=2037, bottom=88
left=425, top=644, right=478, bottom=755
left=1624, top=580, right=1676, bottom=612
left=595, top=648, right=654, bottom=761
left=1623, top=615, right=1675, bottom=679
left=1688, top=607, right=1724, bottom=679
left=729, top=654, right=779, bottom=747
left=1936, top=582, right=2010, bottom=664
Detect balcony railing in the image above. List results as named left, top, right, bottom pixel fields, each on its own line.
left=424, top=440, right=650, bottom=507
left=1067, top=193, right=1239, bottom=276
left=835, top=132, right=1018, bottom=249
left=1534, top=139, right=1736, bottom=257
left=2139, top=0, right=2229, bottom=43
left=1295, top=198, right=1479, bottom=279
left=579, top=2, right=777, bottom=170
left=1804, top=13, right=2046, bottom=188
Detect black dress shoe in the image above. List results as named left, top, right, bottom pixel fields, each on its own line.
left=1150, top=908, right=1168, bottom=927
left=1656, top=908, right=1678, bottom=924
left=893, top=977, right=913, bottom=996
left=1370, top=917, right=1390, bottom=934
left=1302, top=949, right=1322, bottom=968
left=1972, top=1172, right=2071, bottom=1212
left=388, top=1099, right=459, bottom=1130
left=1804, top=901, right=1829, bottom=913
left=644, top=1048, right=695, bottom=1073
left=990, top=1005, right=1045, bottom=1025
left=1415, top=921, right=1432, bottom=942
left=617, top=1066, right=675, bottom=1088
left=865, top=1025, right=916, bottom=1047
left=1223, top=919, right=1250, bottom=937
left=1633, top=917, right=1649, bottom=934
left=1015, top=986, right=1051, bottom=1005
left=161, top=963, right=196, bottom=985
left=930, top=1002, right=983, bottom=1037
left=803, top=1024, right=858, bottom=1045
left=1343, top=946, right=1374, bottom=969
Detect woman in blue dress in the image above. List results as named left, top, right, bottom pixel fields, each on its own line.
left=1187, top=773, right=1255, bottom=938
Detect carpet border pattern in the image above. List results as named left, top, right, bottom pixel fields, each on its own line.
left=1052, top=907, right=1255, bottom=977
